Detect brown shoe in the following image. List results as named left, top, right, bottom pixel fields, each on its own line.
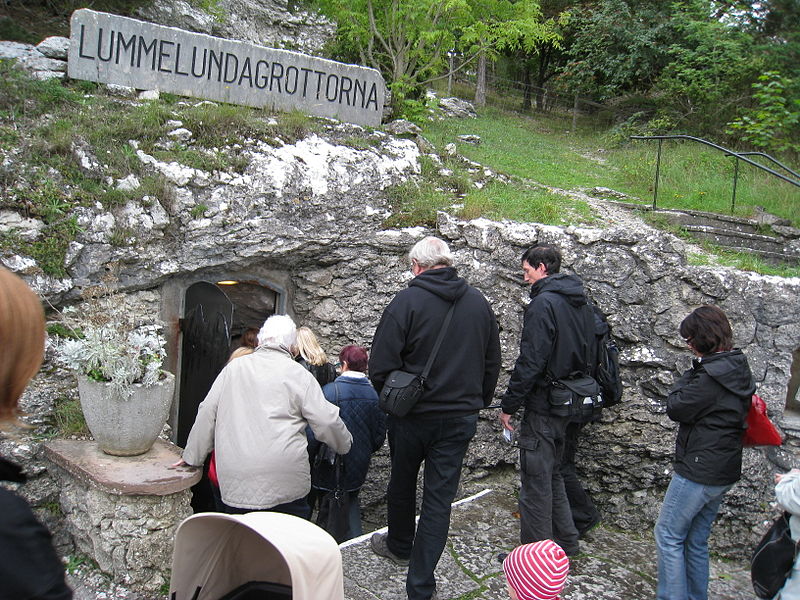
left=370, top=532, right=410, bottom=567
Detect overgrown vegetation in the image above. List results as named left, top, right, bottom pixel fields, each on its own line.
left=0, top=61, right=320, bottom=275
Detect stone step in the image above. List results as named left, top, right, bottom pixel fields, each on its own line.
left=341, top=484, right=753, bottom=600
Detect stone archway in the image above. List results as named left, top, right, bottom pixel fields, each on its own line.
left=175, top=278, right=282, bottom=512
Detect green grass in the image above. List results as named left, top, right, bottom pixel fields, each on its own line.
left=51, top=396, right=89, bottom=437
left=420, top=105, right=800, bottom=228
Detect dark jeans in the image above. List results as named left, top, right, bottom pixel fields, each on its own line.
left=561, top=421, right=601, bottom=533
left=518, top=412, right=579, bottom=555
left=386, top=413, right=478, bottom=600
left=219, top=496, right=312, bottom=520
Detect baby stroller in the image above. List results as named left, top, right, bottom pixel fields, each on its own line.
left=169, top=512, right=345, bottom=600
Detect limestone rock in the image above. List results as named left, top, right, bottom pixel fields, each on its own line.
left=438, top=97, right=478, bottom=119
left=36, top=36, right=70, bottom=59
left=385, top=119, right=422, bottom=136
left=0, top=211, right=45, bottom=240
left=137, top=0, right=335, bottom=55
left=457, top=134, right=481, bottom=144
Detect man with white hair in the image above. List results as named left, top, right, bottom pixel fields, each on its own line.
left=369, top=236, right=501, bottom=600
left=178, top=314, right=352, bottom=517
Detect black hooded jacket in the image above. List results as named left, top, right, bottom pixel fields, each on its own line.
left=667, top=349, right=756, bottom=486
left=501, top=273, right=594, bottom=416
left=369, top=266, right=501, bottom=417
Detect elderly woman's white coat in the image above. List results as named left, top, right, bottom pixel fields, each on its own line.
left=183, top=342, right=352, bottom=509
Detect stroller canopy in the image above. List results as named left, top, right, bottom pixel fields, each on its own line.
left=170, top=512, right=344, bottom=600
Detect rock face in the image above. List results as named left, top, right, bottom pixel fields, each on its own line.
left=4, top=120, right=799, bottom=571
left=136, top=0, right=335, bottom=55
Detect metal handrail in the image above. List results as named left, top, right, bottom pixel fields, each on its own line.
left=727, top=151, right=800, bottom=181
left=630, top=135, right=800, bottom=212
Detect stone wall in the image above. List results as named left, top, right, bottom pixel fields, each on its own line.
left=287, top=212, right=800, bottom=557
left=48, top=462, right=192, bottom=593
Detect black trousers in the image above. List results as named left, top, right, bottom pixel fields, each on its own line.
left=385, top=413, right=478, bottom=600
left=561, top=421, right=601, bottom=534
left=518, top=413, right=580, bottom=555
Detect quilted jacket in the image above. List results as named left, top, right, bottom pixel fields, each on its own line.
left=310, top=373, right=386, bottom=491
left=182, top=343, right=352, bottom=510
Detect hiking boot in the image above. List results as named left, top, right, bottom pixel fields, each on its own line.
left=370, top=532, right=410, bottom=567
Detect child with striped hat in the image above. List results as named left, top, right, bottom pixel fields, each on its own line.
left=502, top=540, right=570, bottom=600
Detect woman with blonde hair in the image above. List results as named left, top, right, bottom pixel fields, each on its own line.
left=0, top=267, right=73, bottom=599
left=295, top=326, right=337, bottom=387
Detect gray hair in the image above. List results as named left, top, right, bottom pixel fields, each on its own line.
left=409, top=236, right=453, bottom=269
left=258, top=314, right=297, bottom=349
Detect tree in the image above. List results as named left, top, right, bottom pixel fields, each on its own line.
left=654, top=2, right=763, bottom=133
left=491, top=0, right=566, bottom=110
left=555, top=0, right=673, bottom=101
left=458, top=0, right=515, bottom=106
left=315, top=0, right=472, bottom=117
left=727, top=71, right=800, bottom=153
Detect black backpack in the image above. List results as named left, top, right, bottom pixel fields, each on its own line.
left=592, top=306, right=623, bottom=408
left=751, top=511, right=799, bottom=598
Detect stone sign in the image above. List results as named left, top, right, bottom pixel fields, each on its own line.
left=68, top=9, right=385, bottom=127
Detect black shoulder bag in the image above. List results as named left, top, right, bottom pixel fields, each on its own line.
left=379, top=301, right=457, bottom=418
left=548, top=303, right=602, bottom=420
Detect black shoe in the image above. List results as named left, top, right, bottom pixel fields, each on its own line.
left=578, top=516, right=602, bottom=539
left=496, top=552, right=508, bottom=564
left=370, top=532, right=410, bottom=567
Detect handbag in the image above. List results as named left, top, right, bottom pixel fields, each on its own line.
left=379, top=301, right=457, bottom=417
left=314, top=452, right=351, bottom=543
left=751, top=511, right=799, bottom=598
left=743, top=394, right=782, bottom=447
left=548, top=374, right=602, bottom=419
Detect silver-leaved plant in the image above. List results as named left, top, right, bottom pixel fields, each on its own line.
left=55, top=274, right=168, bottom=399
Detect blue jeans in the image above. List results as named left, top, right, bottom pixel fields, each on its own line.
left=385, top=413, right=478, bottom=600
left=655, top=473, right=733, bottom=600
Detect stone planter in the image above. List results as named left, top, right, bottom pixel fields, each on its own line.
left=77, top=373, right=175, bottom=456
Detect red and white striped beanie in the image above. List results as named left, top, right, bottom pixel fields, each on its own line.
left=502, top=540, right=570, bottom=600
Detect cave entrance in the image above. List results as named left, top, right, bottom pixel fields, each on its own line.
left=176, top=278, right=280, bottom=512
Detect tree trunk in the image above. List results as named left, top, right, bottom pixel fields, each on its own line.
left=475, top=50, right=487, bottom=107
left=522, top=67, right=532, bottom=111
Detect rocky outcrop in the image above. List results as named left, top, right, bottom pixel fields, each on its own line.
left=136, top=0, right=335, bottom=55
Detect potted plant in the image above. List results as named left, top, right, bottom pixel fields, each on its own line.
left=55, top=275, right=175, bottom=456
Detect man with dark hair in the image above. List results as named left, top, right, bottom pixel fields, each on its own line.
left=369, top=236, right=502, bottom=600
left=500, top=243, right=595, bottom=557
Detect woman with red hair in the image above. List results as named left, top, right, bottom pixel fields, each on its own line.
left=0, top=267, right=72, bottom=599
left=310, top=345, right=386, bottom=541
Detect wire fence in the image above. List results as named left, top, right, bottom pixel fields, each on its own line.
left=432, top=67, right=640, bottom=131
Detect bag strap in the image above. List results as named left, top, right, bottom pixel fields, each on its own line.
left=420, top=300, right=457, bottom=382
left=581, top=303, right=596, bottom=376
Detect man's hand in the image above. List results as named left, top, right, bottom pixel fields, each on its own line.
left=499, top=412, right=514, bottom=432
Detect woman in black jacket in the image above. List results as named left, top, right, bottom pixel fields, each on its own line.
left=655, top=305, right=755, bottom=600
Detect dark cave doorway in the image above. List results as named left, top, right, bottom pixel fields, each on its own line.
left=177, top=279, right=280, bottom=512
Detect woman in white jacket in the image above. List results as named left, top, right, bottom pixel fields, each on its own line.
left=176, top=315, right=352, bottom=518
left=773, top=469, right=800, bottom=599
